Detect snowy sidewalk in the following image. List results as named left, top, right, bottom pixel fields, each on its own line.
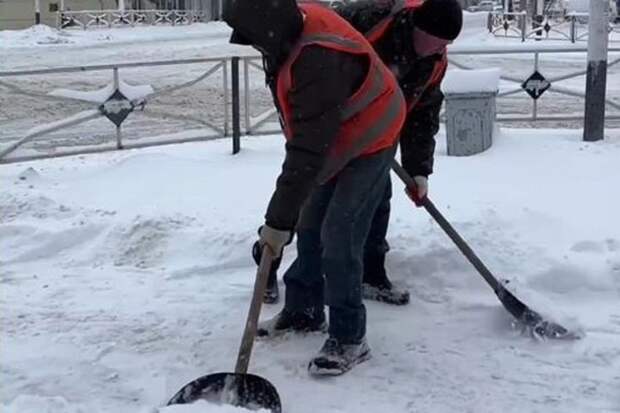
left=1, top=128, right=619, bottom=413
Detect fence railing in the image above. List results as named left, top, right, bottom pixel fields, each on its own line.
left=0, top=57, right=229, bottom=163
left=488, top=10, right=620, bottom=43
left=1, top=45, right=619, bottom=163
left=448, top=45, right=620, bottom=123
left=242, top=45, right=620, bottom=135
left=57, top=9, right=209, bottom=30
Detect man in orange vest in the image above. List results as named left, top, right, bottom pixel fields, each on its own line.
left=258, top=0, right=463, bottom=306
left=224, top=0, right=406, bottom=375
left=336, top=0, right=463, bottom=305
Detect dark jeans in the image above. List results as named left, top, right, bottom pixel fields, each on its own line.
left=364, top=175, right=392, bottom=261
left=283, top=146, right=396, bottom=343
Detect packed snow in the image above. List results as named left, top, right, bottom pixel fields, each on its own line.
left=441, top=68, right=501, bottom=94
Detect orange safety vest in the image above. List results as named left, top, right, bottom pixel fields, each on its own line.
left=406, top=54, right=447, bottom=112
left=365, top=0, right=448, bottom=112
left=276, top=2, right=406, bottom=183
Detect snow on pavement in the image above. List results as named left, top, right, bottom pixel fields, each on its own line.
left=1, top=128, right=619, bottom=413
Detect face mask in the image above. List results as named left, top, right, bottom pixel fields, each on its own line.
left=412, top=27, right=452, bottom=57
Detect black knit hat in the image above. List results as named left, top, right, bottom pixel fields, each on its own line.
left=413, top=0, right=463, bottom=41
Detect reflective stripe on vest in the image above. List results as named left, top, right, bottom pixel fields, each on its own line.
left=277, top=3, right=405, bottom=183
left=316, top=86, right=405, bottom=184
left=406, top=54, right=447, bottom=112
left=297, top=34, right=363, bottom=52
left=341, top=62, right=385, bottom=121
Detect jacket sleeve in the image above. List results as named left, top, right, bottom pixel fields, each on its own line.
left=399, top=84, right=443, bottom=177
left=265, top=46, right=367, bottom=230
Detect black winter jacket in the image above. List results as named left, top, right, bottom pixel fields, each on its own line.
left=224, top=0, right=368, bottom=231
left=264, top=47, right=367, bottom=231
left=336, top=0, right=443, bottom=177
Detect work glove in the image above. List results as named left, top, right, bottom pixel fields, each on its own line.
left=252, top=239, right=283, bottom=270
left=254, top=225, right=293, bottom=259
left=405, top=175, right=428, bottom=207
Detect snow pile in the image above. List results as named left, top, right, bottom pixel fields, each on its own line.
left=0, top=396, right=268, bottom=412
left=158, top=400, right=269, bottom=412
left=0, top=22, right=233, bottom=50
left=0, top=25, right=74, bottom=47
left=442, top=68, right=501, bottom=94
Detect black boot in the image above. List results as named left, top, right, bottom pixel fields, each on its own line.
left=308, top=337, right=371, bottom=376
left=362, top=252, right=410, bottom=305
left=257, top=307, right=326, bottom=338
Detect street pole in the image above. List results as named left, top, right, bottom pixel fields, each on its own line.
left=583, top=0, right=609, bottom=141
left=231, top=57, right=241, bottom=154
left=35, top=0, right=41, bottom=24
left=534, top=0, right=544, bottom=38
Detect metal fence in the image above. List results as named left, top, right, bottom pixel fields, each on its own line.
left=448, top=45, right=620, bottom=123
left=0, top=57, right=229, bottom=163
left=1, top=45, right=619, bottom=163
left=242, top=45, right=620, bottom=134
left=488, top=11, right=620, bottom=42
left=57, top=9, right=211, bottom=29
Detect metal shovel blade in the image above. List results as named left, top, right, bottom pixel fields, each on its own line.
left=167, top=372, right=281, bottom=412
left=496, top=280, right=577, bottom=340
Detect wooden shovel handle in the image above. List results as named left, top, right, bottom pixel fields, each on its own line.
left=234, top=246, right=275, bottom=374
left=390, top=159, right=500, bottom=292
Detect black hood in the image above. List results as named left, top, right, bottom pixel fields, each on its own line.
left=223, top=0, right=303, bottom=64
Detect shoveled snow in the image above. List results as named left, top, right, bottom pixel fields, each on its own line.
left=0, top=23, right=233, bottom=50
left=0, top=396, right=266, bottom=413
left=1, top=127, right=619, bottom=413
left=0, top=25, right=74, bottom=47
left=157, top=400, right=269, bottom=412
left=441, top=68, right=501, bottom=94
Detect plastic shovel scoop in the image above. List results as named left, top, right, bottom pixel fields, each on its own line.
left=167, top=248, right=282, bottom=412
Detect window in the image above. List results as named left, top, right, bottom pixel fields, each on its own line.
left=49, top=3, right=59, bottom=12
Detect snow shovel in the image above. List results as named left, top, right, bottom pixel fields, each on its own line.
left=167, top=247, right=282, bottom=412
left=391, top=160, right=575, bottom=339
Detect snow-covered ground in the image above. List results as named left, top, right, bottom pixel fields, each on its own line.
left=2, top=10, right=620, bottom=413
left=2, top=128, right=620, bottom=413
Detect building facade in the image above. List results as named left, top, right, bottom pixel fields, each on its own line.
left=0, top=0, right=215, bottom=30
